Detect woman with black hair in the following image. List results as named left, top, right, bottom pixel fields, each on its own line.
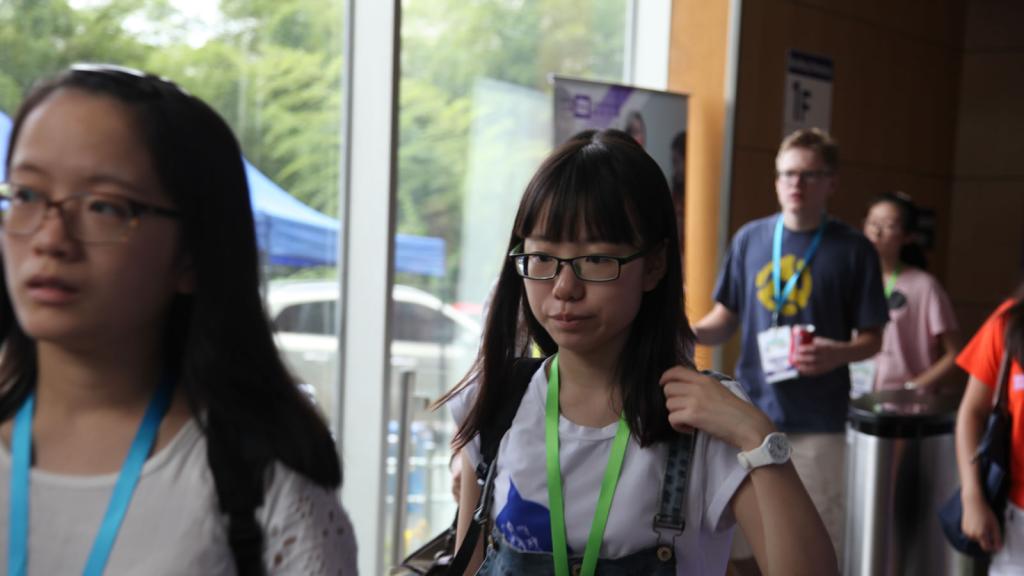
left=440, top=130, right=835, bottom=575
left=0, top=65, right=355, bottom=574
left=862, top=191, right=960, bottom=393
left=956, top=295, right=1024, bottom=573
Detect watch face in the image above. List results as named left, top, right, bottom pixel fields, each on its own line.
left=767, top=435, right=790, bottom=462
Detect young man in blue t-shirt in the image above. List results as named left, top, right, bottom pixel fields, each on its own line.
left=694, top=128, right=889, bottom=563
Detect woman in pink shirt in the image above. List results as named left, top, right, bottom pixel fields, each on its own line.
left=863, top=192, right=961, bottom=393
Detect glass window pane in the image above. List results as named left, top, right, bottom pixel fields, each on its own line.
left=0, top=1, right=347, bottom=429
left=388, top=0, right=628, bottom=565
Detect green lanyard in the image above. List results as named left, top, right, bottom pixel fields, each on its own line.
left=884, top=264, right=902, bottom=299
left=545, top=355, right=630, bottom=576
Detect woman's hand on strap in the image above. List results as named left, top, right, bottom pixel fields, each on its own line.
left=659, top=366, right=774, bottom=451
left=661, top=366, right=838, bottom=575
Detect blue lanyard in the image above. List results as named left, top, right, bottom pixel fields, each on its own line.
left=9, top=379, right=173, bottom=576
left=772, top=214, right=826, bottom=326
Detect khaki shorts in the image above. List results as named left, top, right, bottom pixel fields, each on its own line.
left=730, top=432, right=845, bottom=563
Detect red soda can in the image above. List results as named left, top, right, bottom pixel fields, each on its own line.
left=789, top=324, right=815, bottom=366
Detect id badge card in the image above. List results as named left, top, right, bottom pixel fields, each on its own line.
left=757, top=326, right=798, bottom=384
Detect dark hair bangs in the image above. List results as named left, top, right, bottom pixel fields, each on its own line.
left=444, top=128, right=693, bottom=451
left=514, top=145, right=645, bottom=248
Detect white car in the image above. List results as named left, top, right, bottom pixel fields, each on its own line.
left=266, top=280, right=481, bottom=419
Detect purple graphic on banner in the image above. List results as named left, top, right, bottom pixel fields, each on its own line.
left=559, top=86, right=634, bottom=128
left=573, top=95, right=592, bottom=118
left=589, top=85, right=634, bottom=128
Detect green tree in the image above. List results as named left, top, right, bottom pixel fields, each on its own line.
left=0, top=0, right=345, bottom=219
left=0, top=0, right=627, bottom=297
left=0, top=0, right=154, bottom=114
left=397, top=0, right=626, bottom=298
left=144, top=0, right=344, bottom=215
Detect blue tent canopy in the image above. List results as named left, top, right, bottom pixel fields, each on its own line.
left=245, top=160, right=340, bottom=267
left=0, top=110, right=445, bottom=274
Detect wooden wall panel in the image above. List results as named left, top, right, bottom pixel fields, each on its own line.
left=946, top=180, right=1024, bottom=304
left=964, top=0, right=1024, bottom=50
left=954, top=53, right=1024, bottom=177
left=669, top=0, right=732, bottom=369
left=734, top=1, right=962, bottom=172
left=734, top=0, right=793, bottom=151
left=944, top=0, right=1024, bottom=337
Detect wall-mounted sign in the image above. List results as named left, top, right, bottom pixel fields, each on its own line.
left=783, top=50, right=833, bottom=136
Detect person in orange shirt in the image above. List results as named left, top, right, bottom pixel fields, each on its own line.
left=956, top=295, right=1024, bottom=574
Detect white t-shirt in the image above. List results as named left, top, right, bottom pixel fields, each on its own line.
left=450, top=359, right=750, bottom=575
left=0, top=419, right=358, bottom=575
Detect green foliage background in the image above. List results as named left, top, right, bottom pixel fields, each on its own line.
left=0, top=0, right=625, bottom=299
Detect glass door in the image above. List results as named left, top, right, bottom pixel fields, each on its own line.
left=384, top=0, right=630, bottom=567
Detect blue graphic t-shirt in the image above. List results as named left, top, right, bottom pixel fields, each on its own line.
left=449, top=360, right=750, bottom=575
left=494, top=481, right=558, bottom=553
left=713, top=214, right=889, bottom=432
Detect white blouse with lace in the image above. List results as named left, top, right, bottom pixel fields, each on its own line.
left=0, top=419, right=358, bottom=575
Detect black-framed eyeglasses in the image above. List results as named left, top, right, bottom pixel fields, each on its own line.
left=776, top=169, right=832, bottom=184
left=508, top=244, right=651, bottom=282
left=0, top=182, right=180, bottom=245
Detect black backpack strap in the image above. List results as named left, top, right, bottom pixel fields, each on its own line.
left=207, top=416, right=267, bottom=576
left=652, top=370, right=732, bottom=542
left=448, top=356, right=546, bottom=575
left=447, top=457, right=497, bottom=575
left=653, top=429, right=697, bottom=538
left=477, top=357, right=545, bottom=467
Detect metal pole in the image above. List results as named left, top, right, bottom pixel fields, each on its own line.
left=391, top=369, right=416, bottom=566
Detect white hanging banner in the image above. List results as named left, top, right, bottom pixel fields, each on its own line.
left=783, top=50, right=833, bottom=136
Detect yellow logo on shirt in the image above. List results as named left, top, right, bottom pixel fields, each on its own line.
left=755, top=255, right=813, bottom=318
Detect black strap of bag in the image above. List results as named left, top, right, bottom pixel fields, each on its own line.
left=655, top=416, right=697, bottom=535
left=973, top=350, right=1012, bottom=474
left=652, top=369, right=728, bottom=535
left=649, top=370, right=734, bottom=556
left=447, top=357, right=544, bottom=575
left=992, top=349, right=1011, bottom=416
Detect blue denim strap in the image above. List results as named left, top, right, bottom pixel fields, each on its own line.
left=653, top=428, right=696, bottom=535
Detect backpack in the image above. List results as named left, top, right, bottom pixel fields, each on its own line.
left=393, top=357, right=545, bottom=576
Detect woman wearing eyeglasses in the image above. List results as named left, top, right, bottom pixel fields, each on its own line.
left=0, top=65, right=355, bottom=575
left=438, top=130, right=836, bottom=576
left=860, top=192, right=960, bottom=394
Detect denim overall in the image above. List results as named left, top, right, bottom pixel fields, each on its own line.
left=476, top=429, right=697, bottom=576
left=477, top=530, right=676, bottom=575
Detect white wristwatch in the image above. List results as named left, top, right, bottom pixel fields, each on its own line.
left=736, top=432, right=792, bottom=470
